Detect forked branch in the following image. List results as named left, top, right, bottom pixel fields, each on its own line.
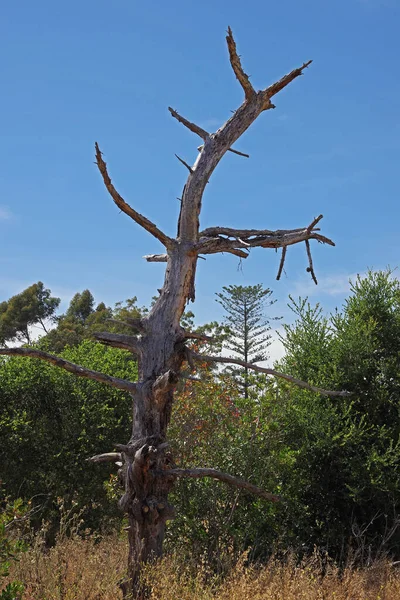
left=174, top=31, right=314, bottom=243
left=0, top=348, right=137, bottom=393
left=161, top=467, right=279, bottom=502
left=95, top=143, right=173, bottom=248
left=189, top=351, right=350, bottom=398
left=169, top=107, right=249, bottom=158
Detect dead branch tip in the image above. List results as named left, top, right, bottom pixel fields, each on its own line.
left=226, top=26, right=255, bottom=100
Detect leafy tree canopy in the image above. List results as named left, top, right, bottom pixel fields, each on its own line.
left=0, top=282, right=60, bottom=346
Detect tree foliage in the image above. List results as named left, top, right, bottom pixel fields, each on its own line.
left=0, top=340, right=136, bottom=532
left=1, top=271, right=400, bottom=568
left=0, top=282, right=60, bottom=346
left=40, top=293, right=146, bottom=353
left=274, top=270, right=400, bottom=560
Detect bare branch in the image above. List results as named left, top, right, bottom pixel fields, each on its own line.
left=276, top=246, right=287, bottom=281
left=169, top=107, right=249, bottom=158
left=307, top=214, right=324, bottom=233
left=175, top=154, right=193, bottom=174
left=87, top=452, right=122, bottom=464
left=176, top=35, right=313, bottom=240
left=92, top=332, right=142, bottom=353
left=263, top=60, right=313, bottom=105
left=169, top=107, right=208, bottom=140
left=161, top=467, right=279, bottom=503
left=0, top=348, right=137, bottom=393
left=225, top=147, right=250, bottom=158
left=197, top=216, right=334, bottom=284
left=226, top=26, right=255, bottom=100
left=222, top=247, right=250, bottom=259
left=190, top=351, right=351, bottom=398
left=143, top=254, right=168, bottom=263
left=200, top=226, right=307, bottom=237
left=198, top=228, right=333, bottom=253
left=305, top=239, right=318, bottom=285
left=95, top=143, right=173, bottom=248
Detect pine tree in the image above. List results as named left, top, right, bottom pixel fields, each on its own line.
left=216, top=284, right=280, bottom=398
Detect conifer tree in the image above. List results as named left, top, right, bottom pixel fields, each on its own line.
left=216, top=284, right=279, bottom=398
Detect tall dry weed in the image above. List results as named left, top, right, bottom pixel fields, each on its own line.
left=8, top=535, right=126, bottom=600
left=5, top=536, right=400, bottom=599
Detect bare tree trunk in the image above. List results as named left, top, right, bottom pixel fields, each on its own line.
left=116, top=249, right=197, bottom=597
left=0, top=27, right=346, bottom=599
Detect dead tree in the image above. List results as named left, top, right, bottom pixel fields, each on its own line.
left=0, top=28, right=349, bottom=598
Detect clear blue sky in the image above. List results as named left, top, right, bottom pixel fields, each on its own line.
left=1, top=0, right=399, bottom=342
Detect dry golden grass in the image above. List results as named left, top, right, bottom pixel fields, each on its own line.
left=5, top=536, right=400, bottom=599
left=8, top=534, right=126, bottom=600
left=143, top=553, right=400, bottom=600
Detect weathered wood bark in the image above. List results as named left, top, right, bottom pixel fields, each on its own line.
left=0, top=28, right=342, bottom=599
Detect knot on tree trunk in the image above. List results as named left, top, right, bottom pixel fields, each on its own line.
left=118, top=441, right=175, bottom=523
left=153, top=370, right=179, bottom=407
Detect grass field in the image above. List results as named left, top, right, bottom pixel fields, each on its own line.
left=5, top=534, right=400, bottom=599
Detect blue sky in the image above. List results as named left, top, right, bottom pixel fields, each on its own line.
left=1, top=0, right=399, bottom=355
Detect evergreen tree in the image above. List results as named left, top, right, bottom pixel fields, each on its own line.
left=66, top=290, right=95, bottom=322
left=0, top=282, right=60, bottom=346
left=41, top=294, right=145, bottom=353
left=216, top=284, right=280, bottom=398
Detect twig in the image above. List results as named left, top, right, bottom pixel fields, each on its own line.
left=175, top=154, right=193, bottom=174
left=305, top=239, right=318, bottom=285
left=168, top=107, right=208, bottom=140
left=276, top=246, right=287, bottom=280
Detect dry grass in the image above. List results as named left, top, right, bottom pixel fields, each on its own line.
left=5, top=536, right=400, bottom=599
left=143, top=553, right=400, bottom=600
left=8, top=534, right=126, bottom=600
